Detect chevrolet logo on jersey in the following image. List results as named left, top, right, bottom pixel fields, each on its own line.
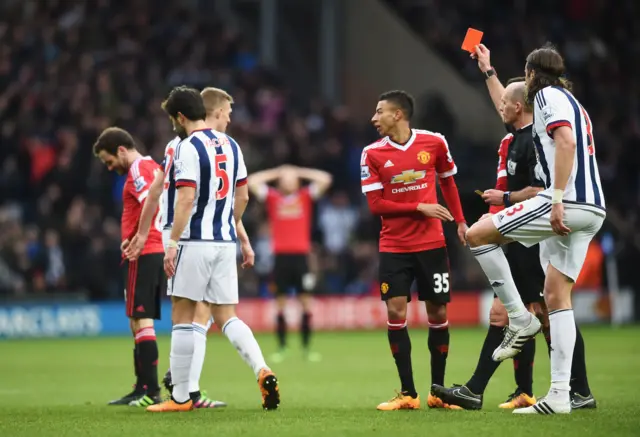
left=391, top=170, right=426, bottom=185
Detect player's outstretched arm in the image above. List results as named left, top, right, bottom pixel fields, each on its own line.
left=294, top=167, right=333, bottom=198
left=247, top=167, right=282, bottom=201
left=125, top=169, right=164, bottom=260
left=471, top=44, right=505, bottom=117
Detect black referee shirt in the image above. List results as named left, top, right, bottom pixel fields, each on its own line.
left=504, top=123, right=545, bottom=192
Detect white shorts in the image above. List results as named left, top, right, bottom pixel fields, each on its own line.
left=491, top=196, right=605, bottom=281
left=169, top=243, right=239, bottom=304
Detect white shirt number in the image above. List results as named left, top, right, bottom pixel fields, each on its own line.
left=433, top=273, right=450, bottom=293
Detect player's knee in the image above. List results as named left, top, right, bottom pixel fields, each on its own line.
left=210, top=304, right=237, bottom=330
left=425, top=302, right=447, bottom=324
left=489, top=299, right=508, bottom=327
left=193, top=302, right=211, bottom=326
left=386, top=297, right=408, bottom=321
left=131, top=318, right=154, bottom=332
left=465, top=224, right=486, bottom=248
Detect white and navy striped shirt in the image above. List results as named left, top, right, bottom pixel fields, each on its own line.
left=174, top=129, right=248, bottom=242
left=533, top=85, right=605, bottom=213
left=159, top=136, right=181, bottom=230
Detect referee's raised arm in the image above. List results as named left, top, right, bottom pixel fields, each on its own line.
left=471, top=44, right=505, bottom=117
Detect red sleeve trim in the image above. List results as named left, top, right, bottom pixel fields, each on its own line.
left=176, top=180, right=196, bottom=188
left=236, top=178, right=247, bottom=187
left=546, top=120, right=572, bottom=136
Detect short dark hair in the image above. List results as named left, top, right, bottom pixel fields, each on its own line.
left=162, top=86, right=206, bottom=121
left=506, top=76, right=526, bottom=85
left=378, top=90, right=414, bottom=120
left=93, top=127, right=136, bottom=156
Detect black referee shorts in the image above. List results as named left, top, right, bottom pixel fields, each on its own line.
left=123, top=253, right=165, bottom=319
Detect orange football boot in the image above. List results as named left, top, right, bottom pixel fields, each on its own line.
left=376, top=391, right=420, bottom=411
left=499, top=392, right=536, bottom=409
left=428, top=393, right=463, bottom=410
left=258, top=368, right=280, bottom=410
left=146, top=399, right=193, bottom=412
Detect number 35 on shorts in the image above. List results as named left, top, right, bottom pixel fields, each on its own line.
left=433, top=272, right=449, bottom=293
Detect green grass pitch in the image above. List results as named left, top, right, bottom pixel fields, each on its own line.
left=1, top=327, right=639, bottom=436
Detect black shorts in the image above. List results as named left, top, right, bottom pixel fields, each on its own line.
left=379, top=247, right=451, bottom=304
left=123, top=253, right=165, bottom=319
left=273, top=254, right=310, bottom=295
left=500, top=243, right=545, bottom=305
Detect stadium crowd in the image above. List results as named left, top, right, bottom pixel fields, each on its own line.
left=0, top=0, right=635, bottom=303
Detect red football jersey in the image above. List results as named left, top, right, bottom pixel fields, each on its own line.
left=489, top=133, right=513, bottom=214
left=360, top=129, right=457, bottom=253
left=264, top=186, right=316, bottom=254
left=121, top=156, right=164, bottom=255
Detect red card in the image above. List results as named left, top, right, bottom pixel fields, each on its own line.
left=461, top=28, right=483, bottom=52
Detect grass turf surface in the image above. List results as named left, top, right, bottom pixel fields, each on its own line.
left=1, top=327, right=639, bottom=436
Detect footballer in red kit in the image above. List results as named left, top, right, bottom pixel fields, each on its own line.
left=361, top=90, right=468, bottom=411
left=249, top=165, right=332, bottom=362
left=93, top=127, right=165, bottom=407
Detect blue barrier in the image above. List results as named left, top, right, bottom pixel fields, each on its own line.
left=0, top=302, right=174, bottom=339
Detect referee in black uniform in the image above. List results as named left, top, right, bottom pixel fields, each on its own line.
left=431, top=44, right=596, bottom=410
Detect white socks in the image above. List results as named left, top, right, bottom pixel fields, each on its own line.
left=189, top=322, right=208, bottom=393
left=170, top=324, right=195, bottom=403
left=471, top=244, right=530, bottom=327
left=222, top=317, right=268, bottom=378
left=548, top=309, right=575, bottom=402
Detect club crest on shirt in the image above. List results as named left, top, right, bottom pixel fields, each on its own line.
left=133, top=176, right=146, bottom=192
left=380, top=282, right=389, bottom=294
left=417, top=151, right=431, bottom=164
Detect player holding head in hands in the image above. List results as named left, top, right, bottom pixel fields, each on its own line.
left=93, top=127, right=165, bottom=407
left=461, top=44, right=605, bottom=415
left=146, top=86, right=278, bottom=412
left=361, top=90, right=468, bottom=411
left=432, top=44, right=595, bottom=411
left=125, top=87, right=250, bottom=408
left=247, top=164, right=332, bottom=363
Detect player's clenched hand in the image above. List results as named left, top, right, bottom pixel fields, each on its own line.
left=456, top=222, right=469, bottom=245
left=164, top=246, right=178, bottom=278
left=417, top=203, right=454, bottom=221
left=240, top=242, right=255, bottom=269
left=120, top=239, right=130, bottom=253
left=481, top=189, right=504, bottom=206
left=550, top=203, right=571, bottom=236
left=471, top=44, right=492, bottom=73
left=124, top=233, right=146, bottom=261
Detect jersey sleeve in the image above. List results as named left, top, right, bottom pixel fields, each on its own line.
left=174, top=141, right=199, bottom=189
left=435, top=134, right=457, bottom=178
left=229, top=136, right=248, bottom=187
left=127, top=160, right=156, bottom=203
left=360, top=147, right=383, bottom=193
left=536, top=88, right=573, bottom=136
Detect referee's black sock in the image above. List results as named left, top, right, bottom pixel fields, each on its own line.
left=388, top=320, right=417, bottom=398
left=513, top=338, right=535, bottom=397
left=427, top=321, right=450, bottom=386
left=135, top=327, right=160, bottom=395
left=466, top=325, right=503, bottom=395
left=276, top=313, right=287, bottom=350
left=570, top=324, right=592, bottom=397
left=301, top=312, right=312, bottom=349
